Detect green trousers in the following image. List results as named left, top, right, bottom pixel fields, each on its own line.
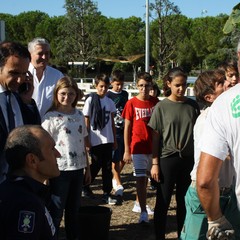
left=180, top=184, right=240, bottom=240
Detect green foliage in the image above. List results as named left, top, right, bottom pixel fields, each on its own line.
left=150, top=0, right=183, bottom=78
left=14, top=11, right=49, bottom=44
left=223, top=3, right=240, bottom=34
left=0, top=0, right=237, bottom=78
left=57, top=0, right=103, bottom=76
left=190, top=15, right=227, bottom=71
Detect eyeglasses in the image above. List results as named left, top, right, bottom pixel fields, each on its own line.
left=138, top=84, right=151, bottom=88
left=58, top=92, right=76, bottom=98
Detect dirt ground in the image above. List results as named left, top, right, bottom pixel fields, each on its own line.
left=59, top=163, right=178, bottom=240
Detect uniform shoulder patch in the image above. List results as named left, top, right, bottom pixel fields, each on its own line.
left=18, top=210, right=35, bottom=233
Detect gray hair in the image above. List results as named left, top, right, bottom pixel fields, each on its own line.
left=28, top=37, right=50, bottom=53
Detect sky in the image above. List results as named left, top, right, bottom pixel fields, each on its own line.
left=0, top=0, right=239, bottom=19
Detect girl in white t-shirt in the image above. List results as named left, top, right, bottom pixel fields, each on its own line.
left=42, top=76, right=91, bottom=240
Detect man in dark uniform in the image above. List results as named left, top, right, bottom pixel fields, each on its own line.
left=0, top=41, right=41, bottom=183
left=0, top=125, right=61, bottom=239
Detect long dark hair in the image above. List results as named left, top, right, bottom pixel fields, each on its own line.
left=162, top=67, right=187, bottom=97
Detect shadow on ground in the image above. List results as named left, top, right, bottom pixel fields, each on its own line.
left=59, top=164, right=178, bottom=240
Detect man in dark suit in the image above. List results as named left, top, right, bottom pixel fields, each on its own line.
left=0, top=41, right=41, bottom=183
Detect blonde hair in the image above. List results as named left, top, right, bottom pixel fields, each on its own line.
left=47, top=76, right=80, bottom=112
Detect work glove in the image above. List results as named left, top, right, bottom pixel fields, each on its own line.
left=207, top=215, right=235, bottom=240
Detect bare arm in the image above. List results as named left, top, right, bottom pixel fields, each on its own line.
left=123, top=118, right=132, bottom=164
left=83, top=136, right=91, bottom=185
left=151, top=129, right=160, bottom=182
left=84, top=116, right=90, bottom=132
left=197, top=152, right=223, bottom=221
left=111, top=112, right=117, bottom=150
left=84, top=116, right=91, bottom=150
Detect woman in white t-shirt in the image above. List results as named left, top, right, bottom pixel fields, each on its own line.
left=42, top=76, right=91, bottom=240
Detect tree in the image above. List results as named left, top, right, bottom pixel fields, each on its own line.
left=149, top=0, right=181, bottom=79
left=222, top=3, right=240, bottom=60
left=100, top=16, right=145, bottom=80
left=223, top=3, right=240, bottom=34
left=57, top=0, right=102, bottom=77
left=190, top=15, right=228, bottom=71
left=35, top=16, right=66, bottom=65
left=0, top=13, right=16, bottom=41
left=15, top=11, right=49, bottom=44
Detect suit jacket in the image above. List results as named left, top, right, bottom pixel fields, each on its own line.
left=0, top=92, right=41, bottom=181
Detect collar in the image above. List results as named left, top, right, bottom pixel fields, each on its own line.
left=10, top=175, right=50, bottom=200
left=0, top=85, right=7, bottom=93
left=29, top=62, right=48, bottom=72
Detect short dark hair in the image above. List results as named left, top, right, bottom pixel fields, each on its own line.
left=0, top=41, right=31, bottom=68
left=150, top=82, right=161, bottom=97
left=194, top=70, right=225, bottom=105
left=136, top=72, right=152, bottom=83
left=5, top=125, right=44, bottom=173
left=94, top=73, right=110, bottom=86
left=217, top=60, right=238, bottom=74
left=111, top=69, right=125, bottom=82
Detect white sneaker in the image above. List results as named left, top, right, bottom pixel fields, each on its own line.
left=114, top=185, right=124, bottom=196
left=102, top=194, right=117, bottom=205
left=112, top=179, right=117, bottom=190
left=139, top=211, right=149, bottom=223
left=132, top=202, right=154, bottom=215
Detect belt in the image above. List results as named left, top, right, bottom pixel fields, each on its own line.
left=190, top=181, right=232, bottom=196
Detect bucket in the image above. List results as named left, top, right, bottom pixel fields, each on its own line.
left=79, top=206, right=112, bottom=240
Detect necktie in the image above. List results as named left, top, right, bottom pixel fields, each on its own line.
left=5, top=91, right=15, bottom=131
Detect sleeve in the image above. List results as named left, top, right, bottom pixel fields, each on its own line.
left=148, top=102, right=161, bottom=132
left=41, top=112, right=54, bottom=136
left=2, top=197, right=53, bottom=240
left=82, top=96, right=91, bottom=117
left=122, top=100, right=133, bottom=121
left=26, top=99, right=41, bottom=124
left=18, top=95, right=41, bottom=125
left=124, top=90, right=129, bottom=100
left=200, top=104, right=229, bottom=161
left=79, top=110, right=88, bottom=138
left=193, top=112, right=206, bottom=166
left=109, top=98, right=116, bottom=113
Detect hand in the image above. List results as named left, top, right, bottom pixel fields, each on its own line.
left=151, top=165, right=160, bottom=183
left=123, top=152, right=132, bottom=164
left=207, top=216, right=235, bottom=240
left=18, top=71, right=34, bottom=104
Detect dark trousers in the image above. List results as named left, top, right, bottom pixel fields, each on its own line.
left=49, top=169, right=84, bottom=240
left=87, top=143, right=113, bottom=194
left=154, top=154, right=194, bottom=240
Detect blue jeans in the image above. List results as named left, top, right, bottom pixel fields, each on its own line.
left=49, top=169, right=84, bottom=240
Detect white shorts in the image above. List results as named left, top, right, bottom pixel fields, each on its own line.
left=132, top=154, right=152, bottom=177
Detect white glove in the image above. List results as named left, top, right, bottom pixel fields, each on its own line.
left=207, top=215, right=235, bottom=240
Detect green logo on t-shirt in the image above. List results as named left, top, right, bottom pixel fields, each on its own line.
left=231, top=94, right=240, bottom=118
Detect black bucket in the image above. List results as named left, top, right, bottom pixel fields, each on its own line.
left=79, top=206, right=112, bottom=240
